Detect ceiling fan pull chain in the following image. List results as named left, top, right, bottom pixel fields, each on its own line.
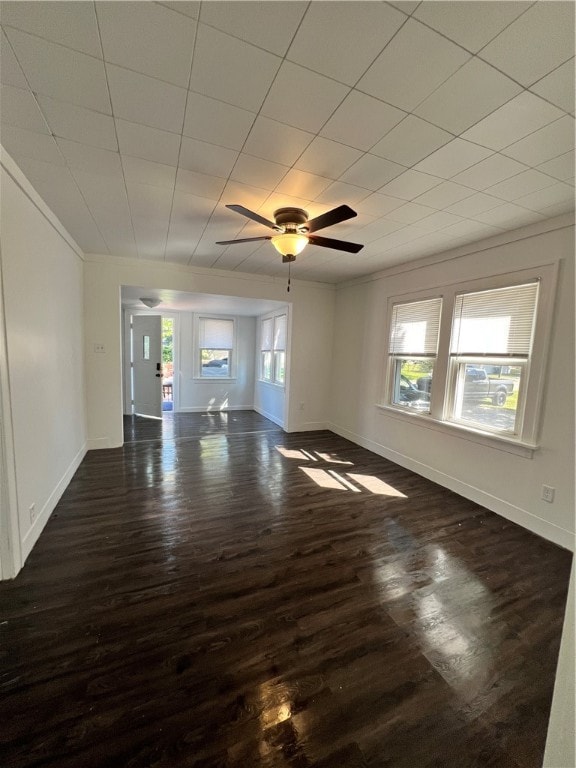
left=287, top=260, right=291, bottom=293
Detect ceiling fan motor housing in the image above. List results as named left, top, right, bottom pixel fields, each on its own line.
left=274, top=207, right=309, bottom=233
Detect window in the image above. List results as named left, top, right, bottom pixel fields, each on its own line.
left=448, top=282, right=538, bottom=434
left=260, top=313, right=287, bottom=385
left=199, top=317, right=234, bottom=378
left=383, top=266, right=556, bottom=450
left=388, top=297, right=442, bottom=413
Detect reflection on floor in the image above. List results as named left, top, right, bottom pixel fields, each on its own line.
left=0, top=410, right=571, bottom=767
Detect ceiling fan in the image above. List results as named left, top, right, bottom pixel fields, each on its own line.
left=216, top=204, right=364, bottom=263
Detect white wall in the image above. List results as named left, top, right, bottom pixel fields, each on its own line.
left=330, top=217, right=575, bottom=550
left=178, top=313, right=256, bottom=411
left=84, top=255, right=336, bottom=447
left=0, top=153, right=87, bottom=567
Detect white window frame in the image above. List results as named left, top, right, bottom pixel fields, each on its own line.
left=259, top=312, right=287, bottom=387
left=195, top=315, right=236, bottom=380
left=379, top=264, right=559, bottom=456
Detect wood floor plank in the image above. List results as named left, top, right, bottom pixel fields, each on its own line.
left=0, top=412, right=571, bottom=767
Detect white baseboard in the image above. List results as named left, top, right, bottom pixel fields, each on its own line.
left=253, top=405, right=284, bottom=428
left=286, top=420, right=329, bottom=433
left=329, top=422, right=574, bottom=551
left=178, top=405, right=255, bottom=413
left=21, top=442, right=87, bottom=563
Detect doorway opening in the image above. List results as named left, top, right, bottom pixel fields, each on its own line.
left=162, top=317, right=174, bottom=412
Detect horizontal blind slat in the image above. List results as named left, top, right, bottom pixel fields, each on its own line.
left=200, top=318, right=234, bottom=349
left=389, top=297, right=442, bottom=355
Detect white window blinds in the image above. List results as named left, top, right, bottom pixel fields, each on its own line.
left=451, top=282, right=539, bottom=357
left=273, top=315, right=287, bottom=351
left=199, top=318, right=234, bottom=349
left=261, top=318, right=273, bottom=351
left=389, top=298, right=442, bottom=356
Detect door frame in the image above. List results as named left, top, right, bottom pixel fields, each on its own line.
left=122, top=308, right=179, bottom=415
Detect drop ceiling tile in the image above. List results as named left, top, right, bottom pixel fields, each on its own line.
left=320, top=90, right=406, bottom=152
left=97, top=2, right=196, bottom=88
left=1, top=124, right=64, bottom=164
left=261, top=61, right=349, bottom=134
left=445, top=192, right=503, bottom=217
left=485, top=170, right=558, bottom=202
left=221, top=180, right=271, bottom=213
left=287, top=2, right=405, bottom=86
left=230, top=154, right=289, bottom=191
left=414, top=139, right=492, bottom=179
left=414, top=58, right=521, bottom=135
left=294, top=137, right=362, bottom=178
left=243, top=116, right=314, bottom=166
left=122, top=155, right=176, bottom=190
left=0, top=30, right=28, bottom=88
left=190, top=25, right=281, bottom=112
left=356, top=218, right=405, bottom=243
left=379, top=170, right=443, bottom=201
left=537, top=199, right=575, bottom=218
left=183, top=92, right=256, bottom=151
left=99, top=232, right=138, bottom=259
left=157, top=3, right=200, bottom=20
left=480, top=1, right=575, bottom=86
left=175, top=168, right=226, bottom=201
left=355, top=192, right=404, bottom=217
left=442, top=219, right=502, bottom=241
left=530, top=59, right=575, bottom=115
left=452, top=154, right=526, bottom=190
left=370, top=115, right=452, bottom=168
left=413, top=1, right=529, bottom=53
left=200, top=1, right=306, bottom=56
left=413, top=210, right=463, bottom=232
left=132, top=214, right=170, bottom=257
left=385, top=202, right=436, bottom=225
left=56, top=137, right=123, bottom=178
left=0, top=84, right=50, bottom=133
left=315, top=181, right=370, bottom=206
left=276, top=169, right=332, bottom=200
left=514, top=181, right=575, bottom=212
left=538, top=151, right=575, bottom=182
left=37, top=95, right=118, bottom=151
left=171, top=190, right=218, bottom=222
left=116, top=119, right=180, bottom=167
left=357, top=19, right=470, bottom=112
left=71, top=169, right=131, bottom=216
left=0, top=1, right=102, bottom=57
left=461, top=91, right=565, bottom=151
left=473, top=202, right=545, bottom=227
left=388, top=2, right=420, bottom=15
left=340, top=154, right=405, bottom=191
left=179, top=136, right=238, bottom=178
left=5, top=28, right=111, bottom=113
left=502, top=116, right=575, bottom=166
left=107, top=64, right=187, bottom=134
left=415, top=181, right=475, bottom=209
left=126, top=182, right=173, bottom=219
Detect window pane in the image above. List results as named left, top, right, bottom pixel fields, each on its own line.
left=451, top=282, right=538, bottom=356
left=201, top=350, right=230, bottom=377
left=262, top=351, right=272, bottom=380
left=389, top=298, right=442, bottom=355
left=391, top=358, right=433, bottom=412
left=261, top=318, right=273, bottom=351
left=274, top=315, right=287, bottom=351
left=451, top=362, right=522, bottom=433
left=274, top=351, right=285, bottom=384
left=199, top=318, right=234, bottom=349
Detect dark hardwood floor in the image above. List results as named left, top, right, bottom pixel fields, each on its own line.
left=0, top=411, right=572, bottom=767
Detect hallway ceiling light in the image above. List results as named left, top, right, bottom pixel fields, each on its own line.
left=140, top=297, right=161, bottom=308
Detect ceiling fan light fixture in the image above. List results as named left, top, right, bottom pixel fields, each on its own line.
left=271, top=233, right=308, bottom=258
left=140, top=297, right=161, bottom=308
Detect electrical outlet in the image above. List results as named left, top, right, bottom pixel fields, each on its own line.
left=93, top=343, right=105, bottom=353
left=29, top=503, right=36, bottom=523
left=541, top=485, right=555, bottom=503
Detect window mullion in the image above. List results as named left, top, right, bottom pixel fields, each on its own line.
left=429, top=290, right=454, bottom=420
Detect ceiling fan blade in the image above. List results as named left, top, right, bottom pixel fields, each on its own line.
left=307, top=235, right=364, bottom=253
left=306, top=204, right=357, bottom=233
left=226, top=204, right=277, bottom=230
left=216, top=237, right=272, bottom=245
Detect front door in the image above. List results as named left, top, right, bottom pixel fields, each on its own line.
left=132, top=315, right=162, bottom=418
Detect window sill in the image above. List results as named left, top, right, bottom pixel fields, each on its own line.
left=258, top=378, right=285, bottom=389
left=376, top=404, right=538, bottom=458
left=194, top=376, right=236, bottom=381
